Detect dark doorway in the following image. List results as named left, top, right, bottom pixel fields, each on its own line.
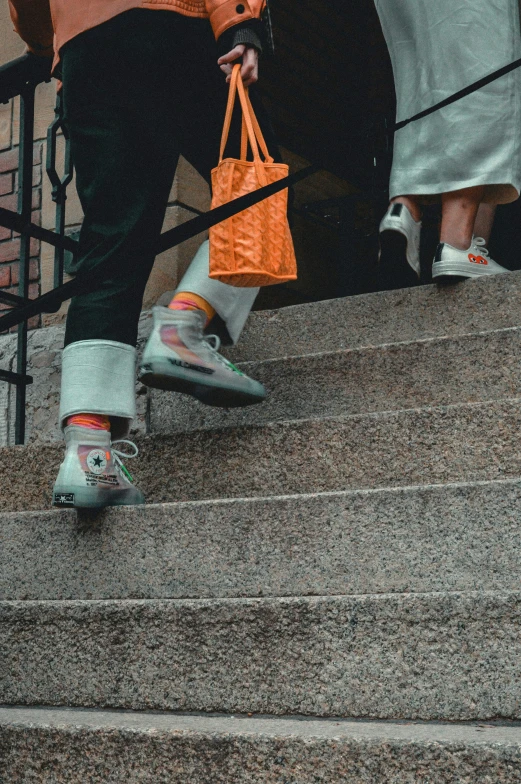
left=253, top=0, right=396, bottom=309
left=254, top=0, right=520, bottom=310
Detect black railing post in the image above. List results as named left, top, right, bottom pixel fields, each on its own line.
left=15, top=85, right=36, bottom=445
left=46, top=92, right=73, bottom=289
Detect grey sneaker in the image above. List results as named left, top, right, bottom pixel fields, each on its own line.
left=138, top=307, right=266, bottom=407
left=52, top=425, right=145, bottom=509
left=432, top=237, right=509, bottom=281
left=379, top=202, right=422, bottom=285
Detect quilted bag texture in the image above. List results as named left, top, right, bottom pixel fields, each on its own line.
left=210, top=64, right=297, bottom=287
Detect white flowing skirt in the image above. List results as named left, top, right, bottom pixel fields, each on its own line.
left=375, top=0, right=521, bottom=203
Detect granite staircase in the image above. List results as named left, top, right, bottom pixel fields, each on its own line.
left=2, top=273, right=521, bottom=781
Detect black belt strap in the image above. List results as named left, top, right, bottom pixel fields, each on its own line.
left=395, top=56, right=521, bottom=132
left=0, top=163, right=318, bottom=332
left=4, top=53, right=521, bottom=331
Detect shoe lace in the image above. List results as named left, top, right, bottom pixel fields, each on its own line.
left=204, top=334, right=221, bottom=352
left=111, top=439, right=139, bottom=483
left=472, top=237, right=490, bottom=257
left=202, top=334, right=240, bottom=372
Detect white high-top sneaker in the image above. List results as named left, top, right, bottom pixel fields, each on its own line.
left=432, top=237, right=509, bottom=281
left=379, top=202, right=422, bottom=282
left=139, top=307, right=266, bottom=407
left=52, top=425, right=145, bottom=509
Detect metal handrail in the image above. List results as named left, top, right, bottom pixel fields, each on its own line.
left=0, top=54, right=74, bottom=442
left=0, top=53, right=51, bottom=105
left=0, top=165, right=317, bottom=333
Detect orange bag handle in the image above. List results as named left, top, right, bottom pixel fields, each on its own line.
left=238, top=75, right=273, bottom=163
left=219, top=64, right=254, bottom=161
left=240, top=87, right=273, bottom=163
left=219, top=64, right=273, bottom=165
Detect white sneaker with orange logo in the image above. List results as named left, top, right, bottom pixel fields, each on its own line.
left=432, top=238, right=509, bottom=281
left=52, top=426, right=145, bottom=509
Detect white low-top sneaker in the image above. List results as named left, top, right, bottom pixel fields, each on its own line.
left=432, top=237, right=509, bottom=281
left=379, top=202, right=422, bottom=281
left=139, top=307, right=266, bottom=407
left=53, top=426, right=145, bottom=509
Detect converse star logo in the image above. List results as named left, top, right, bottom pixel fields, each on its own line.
left=86, top=449, right=108, bottom=475
left=54, top=492, right=74, bottom=505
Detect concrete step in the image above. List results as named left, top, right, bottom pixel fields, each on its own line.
left=3, top=273, right=521, bottom=447
left=3, top=478, right=521, bottom=601
left=2, top=707, right=520, bottom=784
left=228, top=271, right=521, bottom=362
left=2, top=591, right=521, bottom=720
left=4, top=398, right=521, bottom=512
left=151, top=326, right=521, bottom=433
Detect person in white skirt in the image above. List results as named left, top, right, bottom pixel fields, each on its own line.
left=375, top=0, right=521, bottom=284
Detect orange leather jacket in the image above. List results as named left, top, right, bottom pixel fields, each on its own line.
left=8, top=0, right=266, bottom=70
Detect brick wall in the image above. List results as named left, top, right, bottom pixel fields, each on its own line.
left=0, top=141, right=43, bottom=331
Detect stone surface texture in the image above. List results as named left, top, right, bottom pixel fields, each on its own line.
left=4, top=273, right=521, bottom=779
left=2, top=478, right=521, bottom=601
left=227, top=271, right=521, bottom=362
left=2, top=398, right=521, bottom=512
left=2, top=708, right=521, bottom=784
left=2, top=592, right=521, bottom=720
left=4, top=272, right=521, bottom=446
left=151, top=326, right=521, bottom=432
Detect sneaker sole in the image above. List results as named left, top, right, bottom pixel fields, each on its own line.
left=52, top=486, right=145, bottom=509
left=379, top=230, right=420, bottom=289
left=138, top=361, right=266, bottom=408
left=432, top=260, right=508, bottom=282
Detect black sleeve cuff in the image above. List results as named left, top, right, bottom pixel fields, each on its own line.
left=232, top=26, right=262, bottom=52
left=217, top=19, right=265, bottom=57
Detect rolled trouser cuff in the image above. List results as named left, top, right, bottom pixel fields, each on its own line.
left=177, top=240, right=258, bottom=345
left=59, top=340, right=136, bottom=439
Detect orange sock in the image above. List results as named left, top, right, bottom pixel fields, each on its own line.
left=67, top=413, right=111, bottom=431
left=169, top=291, right=216, bottom=324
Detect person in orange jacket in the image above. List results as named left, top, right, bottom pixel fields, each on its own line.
left=9, top=0, right=279, bottom=508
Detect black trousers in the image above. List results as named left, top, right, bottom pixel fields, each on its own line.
left=61, top=9, right=279, bottom=347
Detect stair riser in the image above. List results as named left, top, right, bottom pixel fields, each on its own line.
left=3, top=399, right=521, bottom=512
left=151, top=328, right=521, bottom=432
left=228, top=273, right=521, bottom=362
left=2, top=724, right=520, bottom=784
left=3, top=480, right=521, bottom=600
left=5, top=274, right=521, bottom=447
left=2, top=593, right=521, bottom=720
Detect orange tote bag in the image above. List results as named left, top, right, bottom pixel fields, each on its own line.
left=209, top=64, right=297, bottom=287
